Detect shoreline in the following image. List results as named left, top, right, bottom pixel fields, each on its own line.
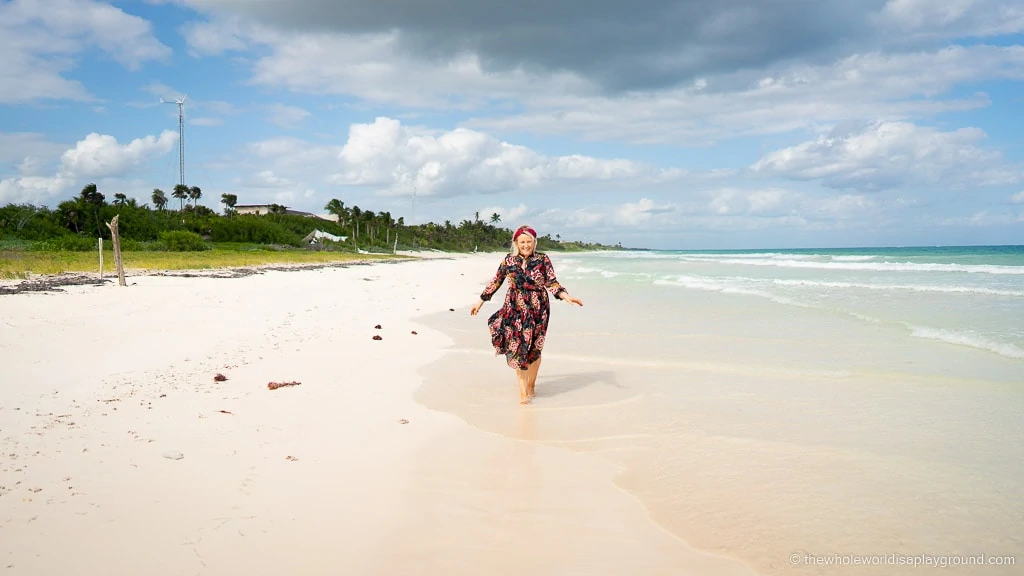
left=0, top=253, right=755, bottom=575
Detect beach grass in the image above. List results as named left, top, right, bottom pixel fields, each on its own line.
left=0, top=245, right=402, bottom=279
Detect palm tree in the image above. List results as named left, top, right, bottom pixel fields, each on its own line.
left=79, top=183, right=105, bottom=238
left=57, top=199, right=80, bottom=233
left=490, top=212, right=501, bottom=224
left=188, top=186, right=202, bottom=208
left=151, top=188, right=167, bottom=210
left=221, top=193, right=237, bottom=216
left=324, top=198, right=347, bottom=227
left=172, top=184, right=189, bottom=211
left=113, top=193, right=128, bottom=206
left=350, top=205, right=362, bottom=238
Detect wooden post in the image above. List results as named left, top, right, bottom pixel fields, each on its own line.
left=98, top=237, right=103, bottom=279
left=104, top=215, right=126, bottom=287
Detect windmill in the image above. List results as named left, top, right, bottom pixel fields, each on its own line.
left=160, top=95, right=187, bottom=187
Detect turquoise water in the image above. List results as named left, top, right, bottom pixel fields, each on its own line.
left=558, top=245, right=1024, bottom=360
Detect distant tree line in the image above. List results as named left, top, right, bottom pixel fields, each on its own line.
left=0, top=183, right=623, bottom=253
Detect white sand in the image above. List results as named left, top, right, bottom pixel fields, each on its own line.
left=0, top=254, right=755, bottom=575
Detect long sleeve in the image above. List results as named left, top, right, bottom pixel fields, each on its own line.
left=542, top=255, right=567, bottom=299
left=480, top=260, right=507, bottom=301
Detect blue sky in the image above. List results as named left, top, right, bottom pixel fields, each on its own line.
left=1, top=0, right=1022, bottom=249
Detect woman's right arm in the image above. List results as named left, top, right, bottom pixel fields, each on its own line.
left=479, top=260, right=507, bottom=302
left=471, top=260, right=507, bottom=315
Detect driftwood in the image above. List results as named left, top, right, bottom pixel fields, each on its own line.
left=104, top=215, right=126, bottom=287
left=267, top=381, right=301, bottom=390
left=98, top=238, right=103, bottom=279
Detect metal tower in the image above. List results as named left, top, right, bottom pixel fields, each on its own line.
left=160, top=95, right=187, bottom=187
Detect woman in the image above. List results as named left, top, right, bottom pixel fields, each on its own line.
left=470, top=225, right=584, bottom=404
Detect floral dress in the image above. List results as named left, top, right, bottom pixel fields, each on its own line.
left=480, top=252, right=568, bottom=370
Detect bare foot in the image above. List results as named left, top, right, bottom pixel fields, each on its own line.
left=519, top=394, right=532, bottom=405
left=526, top=382, right=536, bottom=398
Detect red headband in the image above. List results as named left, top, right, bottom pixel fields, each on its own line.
left=513, top=226, right=537, bottom=241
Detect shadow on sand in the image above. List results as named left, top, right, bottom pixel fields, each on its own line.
left=535, top=370, right=623, bottom=398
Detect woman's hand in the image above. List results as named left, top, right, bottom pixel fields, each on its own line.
left=469, top=300, right=484, bottom=316
left=561, top=294, right=583, bottom=307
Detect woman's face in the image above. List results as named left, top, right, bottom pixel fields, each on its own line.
left=516, top=234, right=536, bottom=257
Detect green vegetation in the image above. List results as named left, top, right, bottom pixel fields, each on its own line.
left=0, top=245, right=388, bottom=279
left=0, top=184, right=623, bottom=279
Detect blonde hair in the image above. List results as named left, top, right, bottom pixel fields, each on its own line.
left=510, top=224, right=537, bottom=256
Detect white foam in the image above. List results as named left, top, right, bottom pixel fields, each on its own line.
left=907, top=326, right=1024, bottom=360
left=653, top=277, right=801, bottom=306
left=678, top=257, right=1024, bottom=275
left=679, top=252, right=819, bottom=261
left=657, top=274, right=1024, bottom=300
left=829, top=255, right=877, bottom=261
left=770, top=278, right=1024, bottom=298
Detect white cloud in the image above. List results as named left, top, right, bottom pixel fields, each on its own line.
left=234, top=170, right=293, bottom=189
left=267, top=104, right=311, bottom=129
left=181, top=15, right=251, bottom=56
left=0, top=176, right=70, bottom=205
left=750, top=120, right=1022, bottom=190
left=247, top=137, right=342, bottom=176
left=330, top=117, right=656, bottom=197
left=934, top=210, right=1022, bottom=227
left=0, top=130, right=178, bottom=204
left=469, top=45, right=1022, bottom=145
left=1010, top=191, right=1024, bottom=204
left=477, top=203, right=529, bottom=226
left=877, top=0, right=1024, bottom=37
left=535, top=207, right=608, bottom=230
left=60, top=132, right=178, bottom=179
left=179, top=14, right=1024, bottom=145
left=803, top=194, right=879, bottom=221
left=613, top=198, right=678, bottom=226
left=0, top=0, right=171, bottom=103
left=707, top=188, right=796, bottom=216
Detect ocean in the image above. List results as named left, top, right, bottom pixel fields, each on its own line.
left=565, top=245, right=1024, bottom=361
left=416, top=245, right=1023, bottom=575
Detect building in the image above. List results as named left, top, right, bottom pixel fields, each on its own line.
left=234, top=204, right=338, bottom=222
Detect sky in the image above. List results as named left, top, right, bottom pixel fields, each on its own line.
left=0, top=0, right=1022, bottom=250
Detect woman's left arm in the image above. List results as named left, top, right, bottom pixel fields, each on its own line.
left=543, top=254, right=583, bottom=306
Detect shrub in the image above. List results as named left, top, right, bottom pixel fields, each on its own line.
left=158, top=230, right=210, bottom=251
left=30, top=236, right=98, bottom=252
left=206, top=215, right=303, bottom=245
